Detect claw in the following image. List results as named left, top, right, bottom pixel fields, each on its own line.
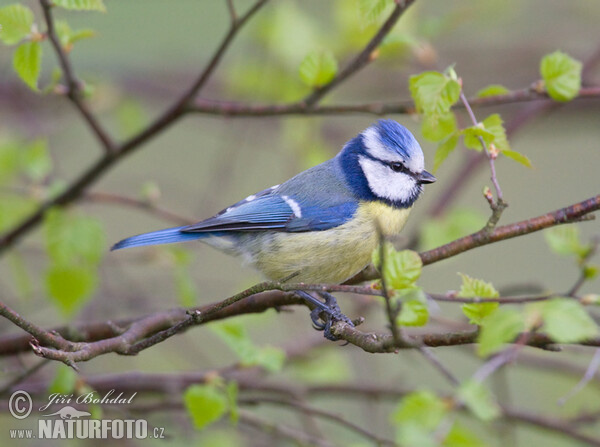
left=295, top=290, right=354, bottom=340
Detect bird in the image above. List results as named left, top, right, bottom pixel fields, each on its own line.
left=112, top=120, right=436, bottom=339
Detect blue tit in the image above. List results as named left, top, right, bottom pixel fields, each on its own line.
left=112, top=119, right=435, bottom=339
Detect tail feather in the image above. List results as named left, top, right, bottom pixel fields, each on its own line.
left=111, top=226, right=205, bottom=251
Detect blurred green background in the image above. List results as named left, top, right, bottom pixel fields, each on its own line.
left=1, top=0, right=599, bottom=445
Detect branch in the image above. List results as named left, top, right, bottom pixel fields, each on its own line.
left=0, top=195, right=597, bottom=360
left=303, top=0, right=416, bottom=107
left=39, top=0, right=115, bottom=152
left=419, top=195, right=599, bottom=266
left=189, top=85, right=600, bottom=117
left=0, top=0, right=268, bottom=256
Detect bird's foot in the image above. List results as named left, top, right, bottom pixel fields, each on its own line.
left=296, top=291, right=354, bottom=341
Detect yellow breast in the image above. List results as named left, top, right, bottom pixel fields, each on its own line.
left=253, top=202, right=412, bottom=283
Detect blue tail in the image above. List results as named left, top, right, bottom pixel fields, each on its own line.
left=111, top=226, right=205, bottom=251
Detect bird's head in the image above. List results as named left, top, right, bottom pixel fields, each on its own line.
left=338, top=120, right=436, bottom=208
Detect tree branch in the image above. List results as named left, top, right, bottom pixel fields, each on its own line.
left=188, top=85, right=600, bottom=117
left=0, top=0, right=269, bottom=256
left=302, top=0, right=416, bottom=107
left=39, top=0, right=115, bottom=152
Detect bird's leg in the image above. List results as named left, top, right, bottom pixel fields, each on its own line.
left=295, top=290, right=354, bottom=340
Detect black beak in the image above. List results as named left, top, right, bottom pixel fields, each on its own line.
left=418, top=170, right=436, bottom=184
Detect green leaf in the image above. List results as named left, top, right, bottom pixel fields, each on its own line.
left=290, top=349, right=353, bottom=384
left=540, top=298, right=599, bottom=343
left=477, top=308, right=525, bottom=357
left=409, top=71, right=461, bottom=116
left=544, top=225, right=590, bottom=259
left=0, top=141, right=21, bottom=184
left=169, top=247, right=197, bottom=307
left=55, top=20, right=96, bottom=49
left=13, top=41, right=42, bottom=91
left=396, top=424, right=437, bottom=447
left=8, top=252, right=34, bottom=300
left=373, top=244, right=422, bottom=290
left=211, top=321, right=286, bottom=372
left=52, top=0, right=107, bottom=12
left=481, top=113, right=510, bottom=152
left=462, top=124, right=495, bottom=151
left=49, top=364, right=78, bottom=395
left=45, top=264, right=96, bottom=316
left=420, top=209, right=486, bottom=250
left=458, top=274, right=499, bottom=325
left=21, top=139, right=52, bottom=181
left=299, top=50, right=338, bottom=87
left=358, top=0, right=392, bottom=25
left=44, top=209, right=106, bottom=266
left=540, top=51, right=582, bottom=102
left=433, top=134, right=458, bottom=172
left=458, top=380, right=501, bottom=421
left=421, top=111, right=457, bottom=143
left=0, top=196, right=37, bottom=232
left=0, top=4, right=33, bottom=45
left=116, top=99, right=147, bottom=138
left=391, top=390, right=447, bottom=429
left=397, top=288, right=429, bottom=326
left=476, top=84, right=510, bottom=98
left=183, top=384, right=228, bottom=430
left=443, top=422, right=487, bottom=447
left=226, top=382, right=239, bottom=424
left=502, top=149, right=532, bottom=168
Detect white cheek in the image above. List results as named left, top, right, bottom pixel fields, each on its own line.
left=358, top=156, right=417, bottom=202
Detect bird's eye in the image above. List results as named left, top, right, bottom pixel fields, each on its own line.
left=389, top=162, right=406, bottom=173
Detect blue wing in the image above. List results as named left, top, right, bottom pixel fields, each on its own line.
left=181, top=191, right=357, bottom=233
left=112, top=159, right=359, bottom=250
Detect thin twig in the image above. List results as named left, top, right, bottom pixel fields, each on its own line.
left=303, top=0, right=416, bottom=107
left=39, top=0, right=115, bottom=152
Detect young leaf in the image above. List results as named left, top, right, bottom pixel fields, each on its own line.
left=433, top=134, right=458, bottom=172
left=0, top=4, right=34, bottom=45
left=299, top=50, right=338, bottom=87
left=183, top=384, right=228, bottom=430
left=358, top=0, right=392, bottom=25
left=420, top=208, right=486, bottom=250
left=398, top=297, right=429, bottom=326
left=462, top=124, right=495, bottom=151
left=476, top=84, right=510, bottom=98
left=49, top=364, right=78, bottom=395
left=52, top=0, right=107, bottom=12
left=544, top=225, right=590, bottom=259
left=21, top=139, right=52, bottom=181
left=502, top=149, right=532, bottom=168
left=169, top=247, right=197, bottom=307
left=409, top=71, right=461, bottom=116
left=481, top=113, right=510, bottom=152
left=374, top=244, right=423, bottom=290
left=540, top=51, right=582, bottom=102
left=421, top=111, right=457, bottom=143
left=458, top=380, right=501, bottom=421
left=55, top=20, right=96, bottom=50
left=443, top=422, right=487, bottom=447
left=458, top=274, right=499, bottom=325
left=477, top=308, right=524, bottom=357
left=44, top=209, right=106, bottom=266
left=211, top=321, right=286, bottom=372
left=391, top=390, right=447, bottom=429
left=13, top=41, right=42, bottom=91
left=45, top=264, right=97, bottom=316
left=540, top=298, right=599, bottom=343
